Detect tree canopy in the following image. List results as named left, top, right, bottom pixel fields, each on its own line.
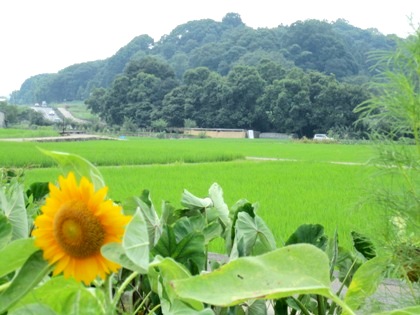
left=10, top=13, right=403, bottom=137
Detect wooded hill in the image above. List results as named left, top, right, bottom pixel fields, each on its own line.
left=10, top=13, right=400, bottom=136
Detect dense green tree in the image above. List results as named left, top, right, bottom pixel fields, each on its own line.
left=221, top=12, right=244, bottom=27
left=11, top=14, right=398, bottom=107
left=161, top=86, right=189, bottom=127
left=257, top=59, right=287, bottom=84
left=225, top=65, right=266, bottom=129
left=0, top=101, right=19, bottom=125
left=285, top=19, right=359, bottom=77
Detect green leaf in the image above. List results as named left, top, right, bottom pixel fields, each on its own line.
left=152, top=226, right=206, bottom=274
left=161, top=201, right=177, bottom=225
left=10, top=303, right=57, bottom=315
left=247, top=299, right=267, bottom=315
left=150, top=256, right=203, bottom=311
left=208, top=183, right=230, bottom=228
left=285, top=224, right=328, bottom=250
left=26, top=182, right=50, bottom=202
left=203, top=221, right=223, bottom=244
left=101, top=242, right=147, bottom=273
left=0, top=250, right=53, bottom=313
left=122, top=209, right=149, bottom=273
left=181, top=189, right=213, bottom=210
left=172, top=244, right=334, bottom=307
left=344, top=256, right=388, bottom=312
left=161, top=299, right=214, bottom=315
left=123, top=190, right=161, bottom=246
left=0, top=238, right=38, bottom=278
left=232, top=211, right=276, bottom=257
left=327, top=229, right=339, bottom=279
left=373, top=305, right=420, bottom=315
left=39, top=149, right=105, bottom=190
left=173, top=216, right=204, bottom=240
left=351, top=231, right=376, bottom=260
left=11, top=276, right=107, bottom=315
left=0, top=181, right=28, bottom=240
left=0, top=213, right=12, bottom=250
left=173, top=215, right=220, bottom=245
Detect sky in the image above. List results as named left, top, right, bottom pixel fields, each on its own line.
left=1, top=0, right=419, bottom=98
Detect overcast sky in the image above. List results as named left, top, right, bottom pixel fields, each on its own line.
left=1, top=0, right=419, bottom=97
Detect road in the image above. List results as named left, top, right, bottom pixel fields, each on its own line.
left=31, top=106, right=61, bottom=123
left=57, top=107, right=87, bottom=124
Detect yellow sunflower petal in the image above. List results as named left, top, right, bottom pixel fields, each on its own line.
left=32, top=172, right=130, bottom=285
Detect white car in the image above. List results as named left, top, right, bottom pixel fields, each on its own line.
left=313, top=134, right=332, bottom=141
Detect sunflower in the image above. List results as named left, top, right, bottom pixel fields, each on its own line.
left=33, top=172, right=131, bottom=285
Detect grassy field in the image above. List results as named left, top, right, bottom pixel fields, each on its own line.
left=0, top=127, right=60, bottom=138
left=0, top=137, right=375, bottom=168
left=29, top=161, right=380, bottom=246
left=2, top=137, right=385, bottom=251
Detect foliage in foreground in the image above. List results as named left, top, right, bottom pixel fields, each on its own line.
left=0, top=151, right=418, bottom=315
left=355, top=25, right=420, bottom=284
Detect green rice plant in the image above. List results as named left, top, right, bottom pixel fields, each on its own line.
left=0, top=127, right=60, bottom=138
left=0, top=138, right=375, bottom=168
left=23, top=160, right=380, bottom=250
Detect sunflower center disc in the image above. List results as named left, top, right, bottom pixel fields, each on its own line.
left=54, top=200, right=105, bottom=258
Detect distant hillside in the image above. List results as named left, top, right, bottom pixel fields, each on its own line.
left=10, top=13, right=397, bottom=105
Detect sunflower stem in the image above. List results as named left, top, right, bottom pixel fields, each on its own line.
left=103, top=274, right=114, bottom=307
left=111, top=271, right=139, bottom=310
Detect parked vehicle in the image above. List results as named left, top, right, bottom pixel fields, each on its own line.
left=313, top=134, right=332, bottom=141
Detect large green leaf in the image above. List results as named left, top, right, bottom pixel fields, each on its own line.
left=150, top=256, right=206, bottom=312
left=39, top=149, right=105, bottom=190
left=11, top=276, right=107, bottom=315
left=153, top=225, right=206, bottom=274
left=181, top=189, right=213, bottom=210
left=285, top=224, right=328, bottom=250
left=351, top=230, right=376, bottom=260
left=373, top=305, right=420, bottom=315
left=344, top=256, right=388, bottom=313
left=173, top=216, right=205, bottom=241
left=0, top=250, right=53, bottom=313
left=0, top=181, right=28, bottom=240
left=160, top=299, right=214, bottom=315
left=247, top=299, right=267, bottom=315
left=208, top=183, right=230, bottom=228
left=10, top=303, right=57, bottom=315
left=123, top=190, right=161, bottom=246
left=26, top=182, right=50, bottom=202
left=232, top=211, right=276, bottom=258
left=161, top=201, right=177, bottom=225
left=172, top=244, right=334, bottom=307
left=122, top=209, right=149, bottom=273
left=0, top=238, right=37, bottom=278
left=101, top=242, right=147, bottom=273
left=0, top=213, right=12, bottom=250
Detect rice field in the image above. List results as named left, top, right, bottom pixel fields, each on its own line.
left=0, top=127, right=60, bottom=138
left=0, top=137, right=375, bottom=167
left=6, top=137, right=386, bottom=250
